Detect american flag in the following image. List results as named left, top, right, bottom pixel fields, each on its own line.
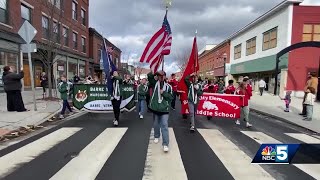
left=140, top=14, right=172, bottom=73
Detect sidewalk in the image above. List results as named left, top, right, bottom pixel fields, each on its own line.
left=0, top=89, right=62, bottom=136
left=250, top=92, right=320, bottom=133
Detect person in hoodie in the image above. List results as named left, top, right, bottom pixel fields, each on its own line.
left=3, top=66, right=27, bottom=112
left=185, top=72, right=203, bottom=132
left=138, top=78, right=148, bottom=119
left=58, top=74, right=73, bottom=119
left=148, top=70, right=173, bottom=153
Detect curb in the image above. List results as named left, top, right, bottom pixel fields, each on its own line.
left=251, top=108, right=319, bottom=134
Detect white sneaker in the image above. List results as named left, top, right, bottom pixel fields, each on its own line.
left=59, top=115, right=64, bottom=119
left=113, top=120, right=119, bottom=126
left=163, top=146, right=169, bottom=152
left=246, top=122, right=252, bottom=128
left=235, top=120, right=240, bottom=125
left=140, top=115, right=143, bottom=119
left=154, top=138, right=159, bottom=144
left=139, top=112, right=141, bottom=116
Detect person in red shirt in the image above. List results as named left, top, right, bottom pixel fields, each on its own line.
left=235, top=82, right=252, bottom=128
left=203, top=80, right=216, bottom=93
left=243, top=76, right=252, bottom=99
left=225, top=80, right=236, bottom=94
left=169, top=73, right=178, bottom=110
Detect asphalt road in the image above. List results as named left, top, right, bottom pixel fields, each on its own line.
left=0, top=101, right=319, bottom=180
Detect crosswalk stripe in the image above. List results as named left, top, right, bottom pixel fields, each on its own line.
left=0, top=127, right=82, bottom=177
left=142, top=128, right=187, bottom=180
left=198, top=129, right=274, bottom=179
left=285, top=133, right=320, bottom=143
left=241, top=131, right=320, bottom=179
left=50, top=128, right=127, bottom=180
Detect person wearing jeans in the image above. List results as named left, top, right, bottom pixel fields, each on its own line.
left=148, top=71, right=173, bottom=152
left=184, top=73, right=203, bottom=132
left=138, top=78, right=148, bottom=119
left=303, top=87, right=316, bottom=121
left=235, top=82, right=252, bottom=128
left=58, top=75, right=72, bottom=119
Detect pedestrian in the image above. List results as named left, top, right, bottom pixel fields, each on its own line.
left=2, top=66, right=28, bottom=112
left=243, top=76, right=253, bottom=100
left=235, top=82, right=252, bottom=128
left=303, top=87, right=316, bottom=121
left=282, top=91, right=292, bottom=112
left=169, top=73, right=178, bottom=110
left=300, top=72, right=318, bottom=116
left=258, top=78, right=266, bottom=96
left=110, top=71, right=123, bottom=127
left=40, top=72, right=48, bottom=98
left=58, top=75, right=73, bottom=119
left=148, top=70, right=173, bottom=152
left=217, top=79, right=225, bottom=94
left=73, top=74, right=80, bottom=84
left=225, top=80, right=236, bottom=94
left=138, top=78, right=148, bottom=119
left=185, top=72, right=203, bottom=132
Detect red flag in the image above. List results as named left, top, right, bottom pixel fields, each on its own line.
left=177, top=37, right=199, bottom=114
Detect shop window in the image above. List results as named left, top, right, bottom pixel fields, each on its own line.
left=68, top=62, right=78, bottom=80
left=234, top=44, right=242, bottom=60
left=79, top=65, right=85, bottom=78
left=57, top=61, right=66, bottom=77
left=21, top=4, right=31, bottom=23
left=246, top=37, right=256, bottom=56
left=263, top=27, right=277, bottom=51
left=0, top=0, right=7, bottom=24
left=302, top=24, right=320, bottom=42
left=42, top=16, right=49, bottom=39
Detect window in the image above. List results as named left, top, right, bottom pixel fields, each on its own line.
left=53, top=21, right=60, bottom=43
left=42, top=16, right=49, bottom=39
left=246, top=37, right=256, bottom=56
left=21, top=4, right=31, bottom=23
left=0, top=0, right=7, bottom=24
left=72, top=1, right=77, bottom=20
left=81, top=37, right=86, bottom=53
left=263, top=27, right=277, bottom=51
left=234, top=44, right=242, bottom=59
left=97, top=45, right=102, bottom=59
left=73, top=32, right=77, bottom=49
left=81, top=9, right=85, bottom=26
left=302, top=24, right=320, bottom=42
left=48, top=0, right=60, bottom=9
left=62, top=27, right=68, bottom=46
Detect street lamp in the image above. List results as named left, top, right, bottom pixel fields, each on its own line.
left=164, top=0, right=172, bottom=9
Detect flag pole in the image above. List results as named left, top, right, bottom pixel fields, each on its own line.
left=194, top=30, right=197, bottom=75
left=162, top=6, right=169, bottom=72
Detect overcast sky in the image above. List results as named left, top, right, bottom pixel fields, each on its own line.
left=89, top=0, right=320, bottom=74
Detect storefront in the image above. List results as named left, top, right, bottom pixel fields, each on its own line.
left=79, top=60, right=86, bottom=79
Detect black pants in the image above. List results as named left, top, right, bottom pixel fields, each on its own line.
left=171, top=91, right=177, bottom=109
left=6, top=90, right=27, bottom=112
left=259, top=88, right=264, bottom=96
left=61, top=100, right=72, bottom=115
left=112, top=98, right=122, bottom=121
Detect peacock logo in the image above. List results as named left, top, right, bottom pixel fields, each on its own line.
left=261, top=146, right=276, bottom=156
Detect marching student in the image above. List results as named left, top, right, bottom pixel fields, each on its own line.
left=225, top=80, right=236, bottom=94
left=235, top=82, right=252, bottom=127
left=110, top=71, right=123, bottom=127
left=203, top=80, right=215, bottom=120
left=185, top=72, right=203, bottom=132
left=168, top=73, right=178, bottom=110
left=243, top=76, right=253, bottom=100
left=58, top=75, right=73, bottom=119
left=148, top=70, right=173, bottom=152
left=138, top=78, right=148, bottom=119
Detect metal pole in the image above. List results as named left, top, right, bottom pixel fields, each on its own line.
left=194, top=30, right=197, bottom=74
left=274, top=55, right=279, bottom=95
left=28, top=50, right=37, bottom=111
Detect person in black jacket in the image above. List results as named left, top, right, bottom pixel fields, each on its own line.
left=2, top=66, right=27, bottom=112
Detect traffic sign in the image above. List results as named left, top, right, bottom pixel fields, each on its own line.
left=18, top=21, right=37, bottom=44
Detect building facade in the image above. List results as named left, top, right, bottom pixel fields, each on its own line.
left=198, top=45, right=215, bottom=78
left=229, top=0, right=320, bottom=97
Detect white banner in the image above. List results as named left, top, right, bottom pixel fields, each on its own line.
left=83, top=95, right=134, bottom=111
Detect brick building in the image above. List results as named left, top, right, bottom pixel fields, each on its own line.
left=89, top=28, right=122, bottom=81
left=0, top=0, right=90, bottom=89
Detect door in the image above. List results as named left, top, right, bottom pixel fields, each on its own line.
left=35, top=66, right=42, bottom=87
left=23, top=64, right=31, bottom=87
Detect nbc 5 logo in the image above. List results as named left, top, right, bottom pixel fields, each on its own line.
left=275, top=145, right=288, bottom=162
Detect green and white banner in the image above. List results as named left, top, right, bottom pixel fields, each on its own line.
left=73, top=84, right=136, bottom=112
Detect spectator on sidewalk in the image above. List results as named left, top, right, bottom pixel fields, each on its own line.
left=73, top=75, right=80, bottom=84
left=40, top=72, right=48, bottom=97
left=138, top=78, right=148, bottom=119
left=58, top=75, right=73, bottom=119
left=3, top=66, right=28, bottom=112
left=258, top=79, right=266, bottom=96
left=300, top=72, right=318, bottom=116
left=282, top=91, right=292, bottom=112
left=235, top=82, right=252, bottom=128
left=303, top=87, right=316, bottom=121
left=168, top=73, right=178, bottom=110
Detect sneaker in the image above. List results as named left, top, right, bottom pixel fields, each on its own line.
left=139, top=112, right=141, bottom=116
left=246, top=122, right=252, bottom=128
left=59, top=115, right=64, bottom=119
left=163, top=145, right=169, bottom=152
left=190, top=126, right=195, bottom=132
left=113, top=120, right=119, bottom=126
left=303, top=118, right=312, bottom=121
left=154, top=138, right=159, bottom=144
left=284, top=110, right=289, bottom=112
left=140, top=115, right=143, bottom=119
left=235, top=120, right=240, bottom=125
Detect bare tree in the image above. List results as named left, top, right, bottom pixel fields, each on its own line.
left=34, top=0, right=77, bottom=98
left=174, top=48, right=191, bottom=72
